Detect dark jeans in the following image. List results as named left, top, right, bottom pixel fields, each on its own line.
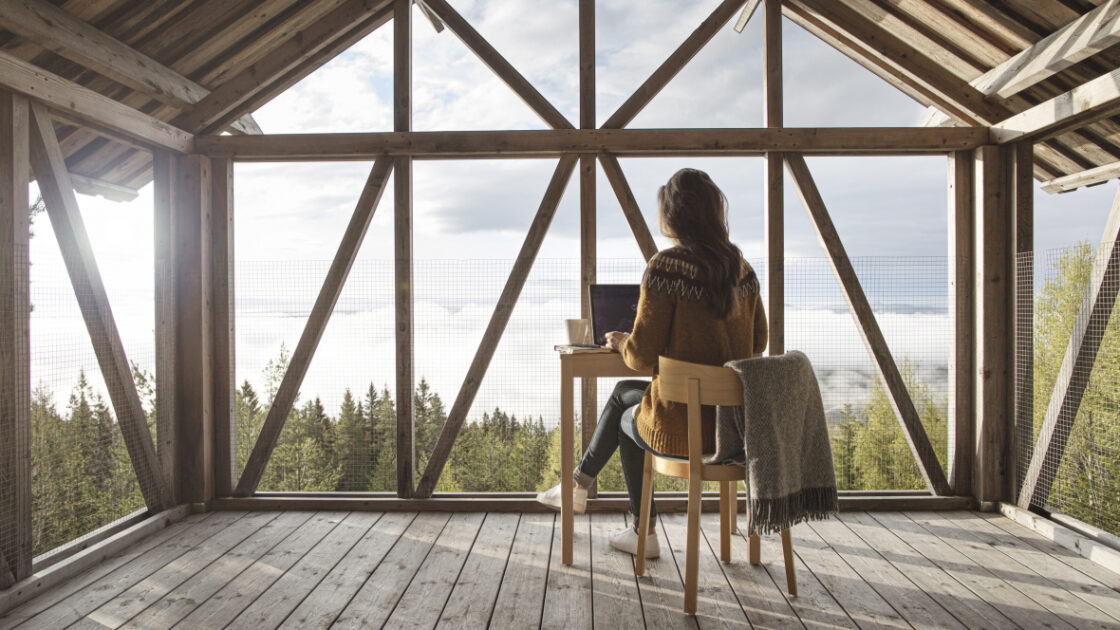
left=574, top=379, right=664, bottom=529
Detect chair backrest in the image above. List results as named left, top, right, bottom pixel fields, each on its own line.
left=658, top=356, right=743, bottom=406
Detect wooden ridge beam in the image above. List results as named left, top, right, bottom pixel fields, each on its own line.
left=196, top=127, right=991, bottom=160
left=421, top=0, right=572, bottom=130
left=598, top=153, right=658, bottom=261
left=0, top=51, right=192, bottom=153
left=1018, top=189, right=1120, bottom=509
left=1041, top=159, right=1120, bottom=193
left=0, top=0, right=261, bottom=135
left=992, top=67, right=1120, bottom=143
left=602, top=0, right=746, bottom=129
left=0, top=90, right=31, bottom=583
left=176, top=0, right=393, bottom=136
left=235, top=157, right=393, bottom=496
left=785, top=153, right=951, bottom=496
left=27, top=102, right=170, bottom=511
left=415, top=156, right=578, bottom=498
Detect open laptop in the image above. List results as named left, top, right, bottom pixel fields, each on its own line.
left=588, top=284, right=641, bottom=346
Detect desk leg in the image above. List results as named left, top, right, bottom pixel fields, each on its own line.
left=560, top=362, right=574, bottom=566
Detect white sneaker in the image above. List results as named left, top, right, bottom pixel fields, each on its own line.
left=536, top=483, right=587, bottom=514
left=609, top=526, right=661, bottom=558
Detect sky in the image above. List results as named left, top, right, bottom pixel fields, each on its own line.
left=25, top=0, right=1120, bottom=419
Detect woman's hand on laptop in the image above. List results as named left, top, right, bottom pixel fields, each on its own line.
left=605, top=331, right=630, bottom=351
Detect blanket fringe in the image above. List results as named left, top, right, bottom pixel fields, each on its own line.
left=747, top=486, right=839, bottom=535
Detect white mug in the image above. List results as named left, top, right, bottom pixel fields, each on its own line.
left=565, top=318, right=592, bottom=345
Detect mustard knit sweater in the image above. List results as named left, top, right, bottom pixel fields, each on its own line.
left=620, top=246, right=768, bottom=457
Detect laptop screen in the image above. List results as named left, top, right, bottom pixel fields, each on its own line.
left=589, top=284, right=641, bottom=345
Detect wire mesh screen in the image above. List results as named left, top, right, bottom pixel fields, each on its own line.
left=28, top=255, right=156, bottom=558
left=237, top=255, right=949, bottom=494
left=785, top=257, right=949, bottom=491
left=236, top=260, right=397, bottom=492
left=1021, top=243, right=1120, bottom=536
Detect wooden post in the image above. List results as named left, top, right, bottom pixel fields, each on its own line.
left=1012, top=142, right=1033, bottom=496
left=764, top=0, right=783, bottom=356
left=153, top=151, right=178, bottom=504
left=174, top=154, right=214, bottom=505
left=0, top=89, right=31, bottom=583
left=947, top=150, right=974, bottom=495
left=210, top=157, right=235, bottom=497
left=579, top=0, right=597, bottom=498
left=395, top=0, right=415, bottom=498
left=973, top=145, right=1014, bottom=504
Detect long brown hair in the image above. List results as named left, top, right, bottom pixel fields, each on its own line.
left=657, top=168, right=745, bottom=318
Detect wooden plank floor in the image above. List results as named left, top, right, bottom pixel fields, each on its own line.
left=3, top=510, right=1120, bottom=629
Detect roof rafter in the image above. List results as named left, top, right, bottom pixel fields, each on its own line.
left=924, top=0, right=1120, bottom=127
left=992, top=66, right=1120, bottom=144
left=0, top=0, right=261, bottom=135
left=175, top=0, right=394, bottom=136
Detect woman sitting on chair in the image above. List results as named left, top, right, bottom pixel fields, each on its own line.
left=537, top=168, right=768, bottom=557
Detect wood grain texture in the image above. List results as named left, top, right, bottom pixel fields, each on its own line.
left=973, top=145, right=1014, bottom=504
left=436, top=512, right=518, bottom=628
left=0, top=90, right=31, bottom=583
left=0, top=51, right=192, bottom=152
left=235, top=158, right=394, bottom=496
left=786, top=153, right=951, bottom=496
left=175, top=0, right=393, bottom=135
left=209, top=157, right=235, bottom=497
left=415, top=156, right=577, bottom=498
left=152, top=150, right=177, bottom=503
left=27, top=102, right=169, bottom=511
left=173, top=153, right=213, bottom=504
left=394, top=0, right=415, bottom=499
left=948, top=150, right=974, bottom=495
left=196, top=127, right=993, bottom=161
left=0, top=0, right=259, bottom=134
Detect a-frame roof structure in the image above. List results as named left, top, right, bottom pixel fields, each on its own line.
left=3, top=0, right=1120, bottom=198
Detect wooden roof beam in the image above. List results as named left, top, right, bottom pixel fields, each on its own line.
left=176, top=0, right=393, bottom=136
left=1041, top=159, right=1120, bottom=193
left=0, top=51, right=192, bottom=153
left=0, top=0, right=261, bottom=135
left=195, top=127, right=991, bottom=161
left=924, top=0, right=1120, bottom=127
left=992, top=67, right=1120, bottom=144
left=68, top=173, right=139, bottom=202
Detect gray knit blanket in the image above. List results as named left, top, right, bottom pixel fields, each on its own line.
left=704, top=351, right=838, bottom=535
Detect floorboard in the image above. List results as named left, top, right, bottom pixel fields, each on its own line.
left=1, top=509, right=1118, bottom=629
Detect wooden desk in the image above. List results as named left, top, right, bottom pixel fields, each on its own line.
left=559, top=350, right=652, bottom=565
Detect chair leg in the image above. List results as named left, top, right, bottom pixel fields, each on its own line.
left=749, top=532, right=760, bottom=565
left=781, top=529, right=797, bottom=597
left=719, top=481, right=731, bottom=562
left=636, top=451, right=654, bottom=576
left=684, top=475, right=702, bottom=614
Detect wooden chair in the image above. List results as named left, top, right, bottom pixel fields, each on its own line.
left=636, top=356, right=796, bottom=614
